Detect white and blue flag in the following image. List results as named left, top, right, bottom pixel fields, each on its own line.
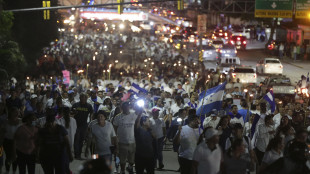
left=129, top=83, right=148, bottom=94
left=264, top=90, right=276, bottom=113
left=196, top=82, right=226, bottom=116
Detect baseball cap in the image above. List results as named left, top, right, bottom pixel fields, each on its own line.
left=152, top=108, right=160, bottom=113
left=204, top=128, right=222, bottom=140
left=31, top=94, right=38, bottom=99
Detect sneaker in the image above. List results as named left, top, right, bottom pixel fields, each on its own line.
left=158, top=164, right=164, bottom=170
left=114, top=167, right=120, bottom=174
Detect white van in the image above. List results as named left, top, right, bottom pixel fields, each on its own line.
left=218, top=57, right=241, bottom=74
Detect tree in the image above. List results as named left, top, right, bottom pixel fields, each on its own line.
left=4, top=0, right=60, bottom=67
left=0, top=6, right=27, bottom=78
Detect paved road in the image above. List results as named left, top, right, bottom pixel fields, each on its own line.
left=237, top=49, right=310, bottom=84
left=2, top=143, right=180, bottom=174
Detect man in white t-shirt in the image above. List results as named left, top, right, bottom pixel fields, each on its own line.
left=170, top=96, right=184, bottom=116
left=149, top=108, right=166, bottom=169
left=85, top=110, right=117, bottom=166
left=191, top=128, right=223, bottom=174
left=173, top=115, right=200, bottom=174
left=113, top=102, right=139, bottom=174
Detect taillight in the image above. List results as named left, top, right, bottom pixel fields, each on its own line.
left=280, top=65, right=283, bottom=68
left=232, top=73, right=236, bottom=78
left=243, top=41, right=246, bottom=45
left=237, top=37, right=240, bottom=41
left=225, top=33, right=228, bottom=36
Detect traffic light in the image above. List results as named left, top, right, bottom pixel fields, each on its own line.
left=178, top=0, right=184, bottom=10
left=117, top=0, right=124, bottom=14
left=42, top=1, right=50, bottom=20
left=199, top=51, right=203, bottom=62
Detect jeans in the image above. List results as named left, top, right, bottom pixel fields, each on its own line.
left=154, top=137, right=164, bottom=166
left=135, top=155, right=155, bottom=174
left=74, top=126, right=87, bottom=157
left=294, top=53, right=297, bottom=61
left=3, top=138, right=18, bottom=172
left=16, top=150, right=36, bottom=174
left=179, top=157, right=192, bottom=174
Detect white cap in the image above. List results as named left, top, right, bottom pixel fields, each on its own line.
left=31, top=94, right=38, bottom=99
left=204, top=128, right=222, bottom=140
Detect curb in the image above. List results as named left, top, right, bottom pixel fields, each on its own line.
left=282, top=59, right=304, bottom=69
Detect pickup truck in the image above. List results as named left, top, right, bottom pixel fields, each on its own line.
left=261, top=75, right=296, bottom=98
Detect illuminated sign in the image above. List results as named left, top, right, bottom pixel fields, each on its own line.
left=80, top=10, right=148, bottom=21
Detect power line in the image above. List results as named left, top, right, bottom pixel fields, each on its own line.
left=5, top=0, right=178, bottom=13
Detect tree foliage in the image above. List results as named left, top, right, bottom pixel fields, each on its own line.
left=4, top=0, right=60, bottom=67
left=0, top=10, right=26, bottom=78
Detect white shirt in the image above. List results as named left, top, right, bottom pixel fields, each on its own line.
left=203, top=117, right=220, bottom=129
left=225, top=136, right=253, bottom=154
left=193, top=143, right=222, bottom=174
left=113, top=113, right=138, bottom=144
left=171, top=103, right=184, bottom=116
left=262, top=150, right=283, bottom=165
left=226, top=83, right=234, bottom=90
left=56, top=117, right=77, bottom=149
left=233, top=83, right=242, bottom=92
left=149, top=118, right=165, bottom=139
left=90, top=122, right=116, bottom=155
left=255, top=124, right=275, bottom=152
left=178, top=125, right=200, bottom=160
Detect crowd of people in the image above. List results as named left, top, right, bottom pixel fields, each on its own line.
left=1, top=21, right=310, bottom=174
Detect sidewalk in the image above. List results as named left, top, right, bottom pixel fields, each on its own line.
left=282, top=56, right=310, bottom=69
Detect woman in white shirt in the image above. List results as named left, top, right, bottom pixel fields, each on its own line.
left=259, top=136, right=284, bottom=172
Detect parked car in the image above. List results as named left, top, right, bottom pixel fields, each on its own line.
left=219, top=44, right=237, bottom=58
left=256, top=58, right=283, bottom=74
left=218, top=57, right=241, bottom=74
left=202, top=45, right=218, bottom=61
left=230, top=35, right=247, bottom=50
left=229, top=66, right=257, bottom=84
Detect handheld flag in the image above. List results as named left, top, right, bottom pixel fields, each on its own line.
left=196, top=82, right=226, bottom=116
left=128, top=83, right=148, bottom=94
left=263, top=90, right=276, bottom=113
